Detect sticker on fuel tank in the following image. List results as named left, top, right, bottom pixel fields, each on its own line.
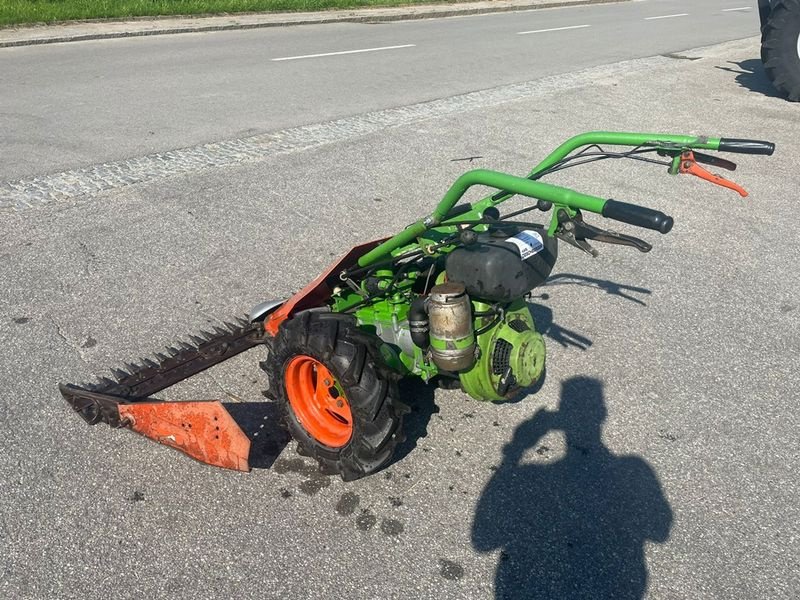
left=506, top=230, right=544, bottom=260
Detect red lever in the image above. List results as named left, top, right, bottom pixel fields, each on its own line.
left=679, top=151, right=748, bottom=197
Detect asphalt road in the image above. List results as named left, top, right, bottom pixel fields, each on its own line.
left=2, top=33, right=799, bottom=599
left=1, top=0, right=761, bottom=180
left=2, top=6, right=800, bottom=600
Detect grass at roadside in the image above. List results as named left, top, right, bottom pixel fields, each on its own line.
left=1, top=0, right=461, bottom=26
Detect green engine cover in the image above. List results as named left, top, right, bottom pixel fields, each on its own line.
left=459, top=300, right=546, bottom=402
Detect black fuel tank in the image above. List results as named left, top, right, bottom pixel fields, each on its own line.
left=445, top=226, right=557, bottom=302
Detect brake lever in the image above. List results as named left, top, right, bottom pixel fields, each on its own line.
left=556, top=226, right=599, bottom=257
left=573, top=213, right=652, bottom=253
left=555, top=212, right=652, bottom=256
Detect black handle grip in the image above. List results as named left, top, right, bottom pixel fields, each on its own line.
left=718, top=138, right=775, bottom=155
left=601, top=200, right=674, bottom=234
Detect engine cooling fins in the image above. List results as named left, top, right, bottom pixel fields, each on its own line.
left=59, top=315, right=268, bottom=472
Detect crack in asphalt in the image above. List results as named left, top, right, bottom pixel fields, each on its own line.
left=208, top=372, right=244, bottom=403
left=49, top=316, right=89, bottom=364
left=78, top=241, right=96, bottom=277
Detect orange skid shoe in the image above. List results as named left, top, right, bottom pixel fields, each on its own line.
left=119, top=401, right=251, bottom=472
left=60, top=384, right=250, bottom=472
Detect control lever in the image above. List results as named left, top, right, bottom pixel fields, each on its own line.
left=555, top=211, right=652, bottom=256
left=677, top=151, right=748, bottom=197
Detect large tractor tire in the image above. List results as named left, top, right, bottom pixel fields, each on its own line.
left=263, top=311, right=405, bottom=481
left=761, top=0, right=800, bottom=101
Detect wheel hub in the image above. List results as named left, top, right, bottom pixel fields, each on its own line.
left=284, top=355, right=353, bottom=447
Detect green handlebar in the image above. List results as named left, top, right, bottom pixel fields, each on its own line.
left=358, top=169, right=607, bottom=267
left=528, top=131, right=721, bottom=177
left=357, top=132, right=727, bottom=268
left=437, top=170, right=607, bottom=217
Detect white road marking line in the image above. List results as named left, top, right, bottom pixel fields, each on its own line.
left=644, top=13, right=689, bottom=20
left=722, top=7, right=752, bottom=12
left=271, top=44, right=415, bottom=61
left=517, top=24, right=591, bottom=35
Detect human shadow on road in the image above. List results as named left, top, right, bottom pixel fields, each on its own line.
left=715, top=59, right=783, bottom=99
left=472, top=377, right=672, bottom=600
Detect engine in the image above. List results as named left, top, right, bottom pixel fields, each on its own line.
left=418, top=226, right=555, bottom=400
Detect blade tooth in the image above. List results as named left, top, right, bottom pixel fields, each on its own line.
left=111, top=368, right=129, bottom=382
left=236, top=316, right=249, bottom=326
left=154, top=352, right=170, bottom=363
left=189, top=335, right=206, bottom=346
left=125, top=362, right=142, bottom=373
left=199, top=330, right=216, bottom=340
left=179, top=341, right=196, bottom=351
left=166, top=346, right=181, bottom=357
left=224, top=321, right=240, bottom=333
left=213, top=326, right=229, bottom=337
left=97, top=376, right=117, bottom=388
left=141, top=357, right=159, bottom=369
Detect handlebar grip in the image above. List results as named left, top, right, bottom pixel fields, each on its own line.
left=718, top=138, right=775, bottom=155
left=601, top=199, right=674, bottom=234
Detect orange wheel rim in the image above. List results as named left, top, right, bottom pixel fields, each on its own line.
left=284, top=355, right=353, bottom=448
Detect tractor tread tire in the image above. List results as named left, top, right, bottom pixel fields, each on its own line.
left=263, top=312, right=405, bottom=481
left=762, top=0, right=800, bottom=101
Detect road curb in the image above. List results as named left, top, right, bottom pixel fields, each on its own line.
left=0, top=0, right=628, bottom=48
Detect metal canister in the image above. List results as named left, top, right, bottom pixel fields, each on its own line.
left=427, top=282, right=476, bottom=372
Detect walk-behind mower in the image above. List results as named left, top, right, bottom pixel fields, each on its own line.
left=60, top=131, right=774, bottom=480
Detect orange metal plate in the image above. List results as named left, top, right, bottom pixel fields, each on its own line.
left=118, top=401, right=250, bottom=472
